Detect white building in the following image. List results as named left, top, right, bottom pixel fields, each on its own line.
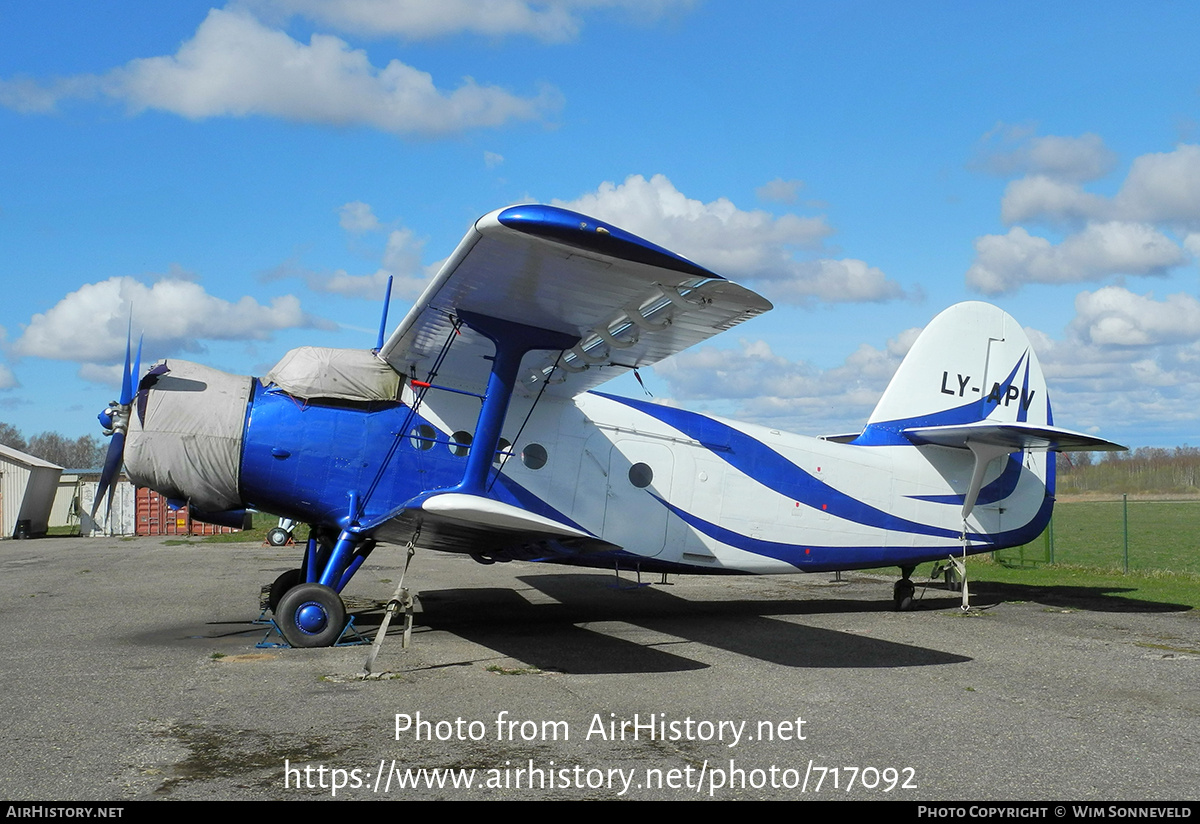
left=0, top=443, right=64, bottom=539
left=77, top=474, right=137, bottom=537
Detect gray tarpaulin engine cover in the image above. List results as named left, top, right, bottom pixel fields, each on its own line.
left=263, top=347, right=402, bottom=402
left=125, top=360, right=252, bottom=513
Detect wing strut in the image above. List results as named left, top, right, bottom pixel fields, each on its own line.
left=452, top=311, right=579, bottom=495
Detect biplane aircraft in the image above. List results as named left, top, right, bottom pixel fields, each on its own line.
left=93, top=204, right=1122, bottom=646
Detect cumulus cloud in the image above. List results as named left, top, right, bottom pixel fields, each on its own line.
left=339, top=201, right=381, bottom=233
left=1036, top=340, right=1200, bottom=436
left=975, top=124, right=1117, bottom=182
left=77, top=362, right=128, bottom=389
left=967, top=130, right=1200, bottom=297
left=554, top=174, right=906, bottom=304
left=966, top=223, right=1186, bottom=295
left=1113, top=144, right=1200, bottom=227
left=0, top=326, right=13, bottom=389
left=999, top=144, right=1200, bottom=230
left=269, top=205, right=439, bottom=299
left=12, top=275, right=327, bottom=364
left=772, top=259, right=902, bottom=304
left=0, top=75, right=101, bottom=114
left=1000, top=176, right=1112, bottom=226
left=652, top=328, right=919, bottom=433
left=1069, top=286, right=1200, bottom=347
left=0, top=8, right=554, bottom=135
left=1013, top=287, right=1200, bottom=438
left=243, top=0, right=690, bottom=42
left=755, top=178, right=804, bottom=204
left=300, top=256, right=440, bottom=301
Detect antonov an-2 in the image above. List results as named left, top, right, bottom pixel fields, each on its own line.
left=92, top=205, right=1122, bottom=646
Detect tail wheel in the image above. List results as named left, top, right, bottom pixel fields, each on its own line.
left=276, top=583, right=347, bottom=648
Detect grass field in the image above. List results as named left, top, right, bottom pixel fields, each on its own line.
left=996, top=499, right=1200, bottom=576
left=966, top=498, right=1200, bottom=612
left=897, top=555, right=1200, bottom=612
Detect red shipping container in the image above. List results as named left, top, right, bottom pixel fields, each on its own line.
left=135, top=487, right=242, bottom=536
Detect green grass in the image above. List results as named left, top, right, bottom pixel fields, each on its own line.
left=195, top=512, right=275, bottom=544
left=888, top=555, right=1200, bottom=611
left=997, top=499, right=1200, bottom=576
left=866, top=498, right=1200, bottom=611
left=964, top=555, right=1199, bottom=610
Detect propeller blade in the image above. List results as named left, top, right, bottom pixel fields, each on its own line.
left=90, top=431, right=125, bottom=520
left=119, top=324, right=135, bottom=406
left=92, top=323, right=141, bottom=524
left=129, top=334, right=143, bottom=403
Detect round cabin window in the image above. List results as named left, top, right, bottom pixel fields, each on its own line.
left=521, top=443, right=548, bottom=470
left=410, top=424, right=436, bottom=451
left=629, top=462, right=654, bottom=488
left=494, top=438, right=512, bottom=466
left=449, top=431, right=473, bottom=457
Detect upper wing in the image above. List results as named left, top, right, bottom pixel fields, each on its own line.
left=379, top=205, right=772, bottom=398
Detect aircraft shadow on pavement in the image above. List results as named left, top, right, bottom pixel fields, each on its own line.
left=967, top=580, right=1192, bottom=613
left=405, top=574, right=971, bottom=675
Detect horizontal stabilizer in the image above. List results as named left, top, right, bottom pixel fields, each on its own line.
left=905, top=422, right=1125, bottom=520
left=902, top=422, right=1125, bottom=453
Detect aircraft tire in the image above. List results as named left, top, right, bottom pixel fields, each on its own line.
left=893, top=579, right=915, bottom=611
left=276, top=583, right=346, bottom=648
left=268, top=568, right=304, bottom=614
left=266, top=527, right=291, bottom=546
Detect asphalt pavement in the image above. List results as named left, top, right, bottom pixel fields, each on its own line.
left=1, top=535, right=1197, bottom=801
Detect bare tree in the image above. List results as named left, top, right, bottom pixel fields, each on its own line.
left=0, top=422, right=28, bottom=453
left=0, top=424, right=105, bottom=468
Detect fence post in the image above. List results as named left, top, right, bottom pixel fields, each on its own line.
left=1122, top=493, right=1129, bottom=573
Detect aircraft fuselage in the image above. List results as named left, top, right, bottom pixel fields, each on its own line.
left=233, top=378, right=1050, bottom=576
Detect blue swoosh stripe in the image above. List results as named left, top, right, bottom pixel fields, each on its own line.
left=657, top=493, right=1052, bottom=568
left=594, top=392, right=966, bottom=541
left=853, top=352, right=1029, bottom=446
left=907, top=453, right=1024, bottom=505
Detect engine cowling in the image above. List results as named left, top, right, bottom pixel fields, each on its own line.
left=124, top=360, right=252, bottom=513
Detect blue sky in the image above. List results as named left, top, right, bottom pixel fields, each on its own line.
left=3, top=1, right=1200, bottom=450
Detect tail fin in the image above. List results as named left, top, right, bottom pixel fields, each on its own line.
left=857, top=302, right=1122, bottom=518
left=859, top=302, right=1048, bottom=444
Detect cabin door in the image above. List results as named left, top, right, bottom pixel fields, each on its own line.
left=602, top=439, right=673, bottom=558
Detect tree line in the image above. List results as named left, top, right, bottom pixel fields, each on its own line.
left=0, top=422, right=107, bottom=470
left=1056, top=447, right=1200, bottom=495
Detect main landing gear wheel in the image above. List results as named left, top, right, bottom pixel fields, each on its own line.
left=276, top=583, right=347, bottom=648
left=893, top=578, right=916, bottom=612
left=268, top=568, right=304, bottom=614
left=266, top=527, right=291, bottom=546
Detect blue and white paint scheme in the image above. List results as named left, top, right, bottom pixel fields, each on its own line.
left=94, top=204, right=1124, bottom=646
